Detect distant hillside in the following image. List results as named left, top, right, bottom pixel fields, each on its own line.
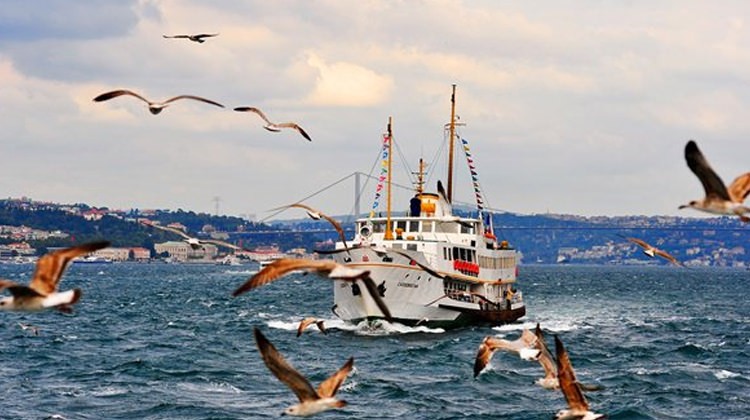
left=2, top=197, right=749, bottom=266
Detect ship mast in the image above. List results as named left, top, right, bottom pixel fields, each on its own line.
left=384, top=116, right=394, bottom=240
left=447, top=84, right=457, bottom=202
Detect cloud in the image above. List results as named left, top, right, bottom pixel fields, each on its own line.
left=304, top=52, right=393, bottom=106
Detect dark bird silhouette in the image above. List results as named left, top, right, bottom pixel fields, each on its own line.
left=93, top=89, right=224, bottom=115
left=163, top=33, right=219, bottom=43
left=234, top=106, right=312, bottom=141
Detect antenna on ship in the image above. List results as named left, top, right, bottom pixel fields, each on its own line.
left=446, top=84, right=457, bottom=203
left=384, top=116, right=394, bottom=241
left=411, top=158, right=426, bottom=195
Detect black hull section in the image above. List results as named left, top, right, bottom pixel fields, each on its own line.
left=348, top=305, right=526, bottom=330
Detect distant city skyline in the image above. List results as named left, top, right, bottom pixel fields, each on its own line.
left=2, top=2, right=749, bottom=219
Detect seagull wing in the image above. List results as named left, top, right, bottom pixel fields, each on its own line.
left=389, top=249, right=445, bottom=279
left=276, top=122, right=312, bottom=141
left=194, top=33, right=219, bottom=39
left=201, top=239, right=241, bottom=251
left=685, top=140, right=731, bottom=200
left=654, top=249, right=683, bottom=266
left=554, top=335, right=589, bottom=412
left=0, top=280, right=41, bottom=298
left=473, top=336, right=497, bottom=377
left=232, top=259, right=336, bottom=296
left=316, top=357, right=353, bottom=398
left=29, top=241, right=110, bottom=295
left=163, top=95, right=224, bottom=108
left=163, top=34, right=190, bottom=39
left=234, top=106, right=274, bottom=125
left=358, top=275, right=393, bottom=321
left=534, top=324, right=557, bottom=378
left=287, top=203, right=348, bottom=251
left=147, top=223, right=192, bottom=240
left=254, top=328, right=320, bottom=403
left=93, top=89, right=151, bottom=105
left=727, top=172, right=750, bottom=203
left=625, top=237, right=650, bottom=250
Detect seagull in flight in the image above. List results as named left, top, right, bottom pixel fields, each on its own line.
left=0, top=241, right=110, bottom=313
left=621, top=236, right=683, bottom=266
left=163, top=33, right=219, bottom=43
left=232, top=258, right=392, bottom=321
left=254, top=327, right=353, bottom=416
left=680, top=140, right=750, bottom=222
left=140, top=221, right=241, bottom=251
left=554, top=335, right=605, bottom=420
left=93, top=89, right=224, bottom=115
left=473, top=328, right=540, bottom=377
left=234, top=106, right=312, bottom=141
left=273, top=203, right=349, bottom=252
left=297, top=317, right=327, bottom=337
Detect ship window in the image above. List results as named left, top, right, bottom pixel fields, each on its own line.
left=421, top=221, right=433, bottom=233
left=452, top=247, right=458, bottom=260
left=460, top=223, right=474, bottom=234
left=406, top=244, right=417, bottom=251
left=436, top=222, right=458, bottom=234
left=372, top=221, right=385, bottom=233
left=396, top=220, right=407, bottom=232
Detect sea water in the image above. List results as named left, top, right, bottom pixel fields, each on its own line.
left=0, top=263, right=748, bottom=419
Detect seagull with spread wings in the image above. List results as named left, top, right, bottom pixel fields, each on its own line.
left=93, top=89, right=224, bottom=115
left=680, top=140, right=750, bottom=222
left=621, top=236, right=683, bottom=267
left=234, top=106, right=312, bottom=141
left=0, top=241, right=110, bottom=313
left=141, top=221, right=241, bottom=251
left=163, top=33, right=218, bottom=43
left=254, top=328, right=353, bottom=416
left=473, top=328, right=540, bottom=377
left=297, top=317, right=327, bottom=337
left=232, top=258, right=391, bottom=321
left=275, top=203, right=349, bottom=252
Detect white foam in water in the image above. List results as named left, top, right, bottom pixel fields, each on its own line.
left=265, top=317, right=444, bottom=335
left=491, top=319, right=578, bottom=334
left=714, top=369, right=741, bottom=380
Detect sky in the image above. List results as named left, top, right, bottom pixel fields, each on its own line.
left=2, top=1, right=750, bottom=221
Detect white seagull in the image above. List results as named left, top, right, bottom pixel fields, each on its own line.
left=93, top=89, right=224, bottom=115
left=254, top=327, right=353, bottom=417
left=0, top=241, right=110, bottom=313
left=473, top=328, right=540, bottom=377
left=163, top=33, right=219, bottom=43
left=680, top=140, right=750, bottom=222
left=141, top=221, right=241, bottom=251
left=554, top=335, right=605, bottom=420
left=232, top=258, right=392, bottom=321
left=234, top=106, right=312, bottom=141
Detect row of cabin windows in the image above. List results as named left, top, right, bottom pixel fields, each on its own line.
left=441, top=246, right=515, bottom=270
left=367, top=220, right=475, bottom=235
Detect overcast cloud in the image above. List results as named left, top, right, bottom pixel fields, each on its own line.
left=1, top=1, right=749, bottom=220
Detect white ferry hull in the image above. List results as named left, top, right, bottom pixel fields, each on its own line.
left=331, top=246, right=525, bottom=328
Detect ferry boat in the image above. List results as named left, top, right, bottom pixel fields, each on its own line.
left=330, top=86, right=525, bottom=328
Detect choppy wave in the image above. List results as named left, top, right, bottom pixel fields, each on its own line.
left=0, top=264, right=748, bottom=419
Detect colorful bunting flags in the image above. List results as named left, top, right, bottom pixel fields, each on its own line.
left=369, top=134, right=390, bottom=218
